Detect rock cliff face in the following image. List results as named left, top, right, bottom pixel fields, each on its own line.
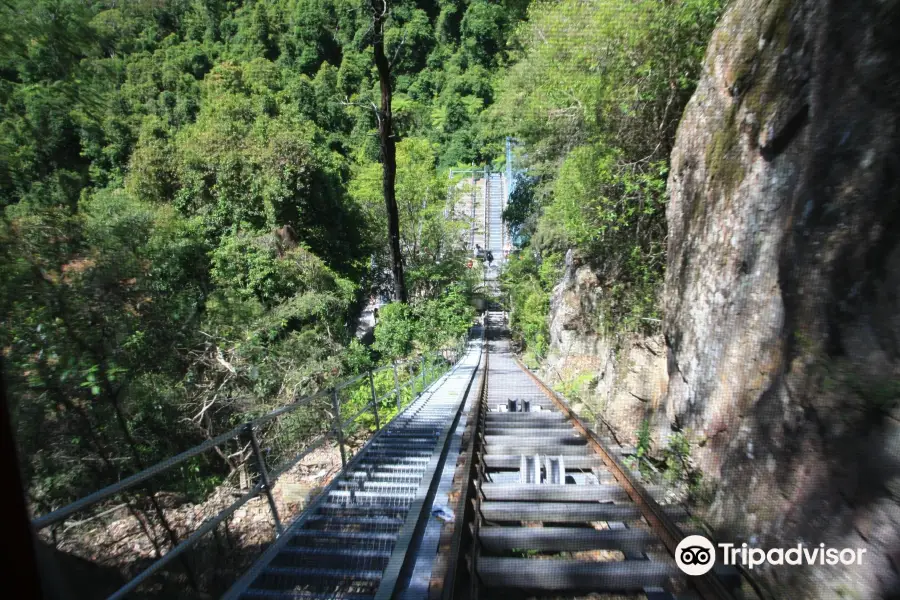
left=541, top=249, right=669, bottom=446
left=665, top=0, right=900, bottom=596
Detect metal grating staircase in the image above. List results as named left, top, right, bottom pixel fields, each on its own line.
left=224, top=335, right=484, bottom=600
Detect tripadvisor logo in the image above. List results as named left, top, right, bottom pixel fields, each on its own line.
left=675, top=535, right=868, bottom=576
left=676, top=535, right=716, bottom=576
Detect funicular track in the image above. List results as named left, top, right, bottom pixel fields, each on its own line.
left=443, top=311, right=736, bottom=600
left=29, top=311, right=742, bottom=600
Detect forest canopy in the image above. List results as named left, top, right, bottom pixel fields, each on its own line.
left=495, top=0, right=722, bottom=359
left=0, top=0, right=517, bottom=511
left=0, top=0, right=723, bottom=515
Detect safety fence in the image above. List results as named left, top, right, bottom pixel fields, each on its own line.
left=30, top=340, right=468, bottom=600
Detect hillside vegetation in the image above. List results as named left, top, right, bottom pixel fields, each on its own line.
left=0, top=0, right=524, bottom=513
left=496, top=0, right=722, bottom=360
left=0, top=0, right=722, bottom=518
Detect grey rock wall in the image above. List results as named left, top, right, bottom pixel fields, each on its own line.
left=542, top=250, right=669, bottom=447
left=664, top=0, right=900, bottom=596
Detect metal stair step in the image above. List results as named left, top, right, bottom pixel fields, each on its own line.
left=262, top=565, right=383, bottom=581
left=317, top=503, right=409, bottom=516
left=293, top=530, right=398, bottom=542
left=346, top=471, right=421, bottom=484
left=327, top=490, right=415, bottom=503
left=270, top=546, right=391, bottom=571
left=242, top=590, right=374, bottom=600
left=305, top=515, right=404, bottom=530
left=337, top=480, right=419, bottom=493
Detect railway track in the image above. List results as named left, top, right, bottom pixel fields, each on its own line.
left=225, top=311, right=737, bottom=600
left=446, top=311, right=736, bottom=600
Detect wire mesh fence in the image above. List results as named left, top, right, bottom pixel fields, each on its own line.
left=30, top=339, right=467, bottom=600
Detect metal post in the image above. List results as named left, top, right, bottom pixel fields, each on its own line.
left=368, top=370, right=381, bottom=431
left=484, top=166, right=490, bottom=252
left=421, top=355, right=427, bottom=393
left=392, top=361, right=401, bottom=410
left=471, top=167, right=476, bottom=249
left=245, top=423, right=283, bottom=536
left=331, top=388, right=347, bottom=467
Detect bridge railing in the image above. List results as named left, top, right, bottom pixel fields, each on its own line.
left=30, top=338, right=469, bottom=600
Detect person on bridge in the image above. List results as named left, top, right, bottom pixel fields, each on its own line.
left=486, top=250, right=494, bottom=264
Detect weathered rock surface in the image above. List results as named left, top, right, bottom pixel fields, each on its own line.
left=541, top=249, right=668, bottom=447
left=665, top=0, right=900, bottom=596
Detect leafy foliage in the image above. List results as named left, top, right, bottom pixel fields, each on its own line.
left=1, top=0, right=499, bottom=511
left=373, top=283, right=474, bottom=360
left=500, top=249, right=560, bottom=363
left=496, top=0, right=723, bottom=343
left=1, top=0, right=724, bottom=526
left=636, top=419, right=652, bottom=460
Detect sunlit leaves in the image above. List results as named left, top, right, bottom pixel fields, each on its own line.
left=495, top=0, right=722, bottom=335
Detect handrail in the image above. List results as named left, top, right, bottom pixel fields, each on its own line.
left=220, top=329, right=478, bottom=600
left=336, top=372, right=369, bottom=390
left=32, top=344, right=461, bottom=530
left=31, top=420, right=250, bottom=530
left=29, top=336, right=470, bottom=598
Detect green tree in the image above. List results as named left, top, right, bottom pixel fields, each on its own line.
left=495, top=0, right=722, bottom=334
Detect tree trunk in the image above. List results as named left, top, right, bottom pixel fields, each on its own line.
left=372, top=1, right=407, bottom=303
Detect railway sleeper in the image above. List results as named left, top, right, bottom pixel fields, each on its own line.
left=480, top=483, right=630, bottom=503
left=479, top=501, right=690, bottom=523
left=476, top=557, right=682, bottom=592
left=485, top=434, right=587, bottom=445
left=484, top=412, right=566, bottom=423
left=484, top=425, right=576, bottom=434
left=482, top=454, right=607, bottom=470
left=478, top=526, right=660, bottom=554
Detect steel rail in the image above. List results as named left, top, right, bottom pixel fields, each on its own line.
left=429, top=328, right=489, bottom=600
left=514, top=356, right=734, bottom=600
